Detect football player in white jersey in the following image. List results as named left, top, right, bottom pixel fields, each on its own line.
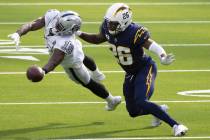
left=9, top=9, right=104, bottom=82
left=8, top=9, right=121, bottom=111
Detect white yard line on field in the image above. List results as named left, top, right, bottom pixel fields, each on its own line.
left=75, top=136, right=210, bottom=140
left=0, top=100, right=210, bottom=105
left=0, top=2, right=210, bottom=6
left=1, top=44, right=210, bottom=49
left=0, top=39, right=15, bottom=45
left=1, top=21, right=210, bottom=25
left=158, top=70, right=210, bottom=72
left=1, top=70, right=210, bottom=75
left=82, top=44, right=210, bottom=47
left=84, top=21, right=210, bottom=24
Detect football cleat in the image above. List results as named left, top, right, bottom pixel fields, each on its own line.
left=173, top=124, right=188, bottom=136
left=151, top=104, right=169, bottom=127
left=105, top=96, right=121, bottom=111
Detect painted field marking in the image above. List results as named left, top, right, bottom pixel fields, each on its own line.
left=1, top=44, right=210, bottom=49
left=0, top=100, right=210, bottom=105
left=83, top=44, right=210, bottom=47
left=74, top=136, right=210, bottom=140
left=0, top=44, right=210, bottom=57
left=84, top=21, right=210, bottom=24
left=1, top=21, right=210, bottom=25
left=0, top=48, right=49, bottom=55
left=0, top=39, right=15, bottom=45
left=177, top=90, right=210, bottom=97
left=0, top=56, right=39, bottom=61
left=1, top=69, right=210, bottom=75
left=0, top=2, right=210, bottom=6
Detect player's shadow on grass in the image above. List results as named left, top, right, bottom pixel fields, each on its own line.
left=0, top=122, right=105, bottom=139
left=55, top=125, right=170, bottom=139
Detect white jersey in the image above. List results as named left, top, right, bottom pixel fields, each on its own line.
left=44, top=9, right=84, bottom=68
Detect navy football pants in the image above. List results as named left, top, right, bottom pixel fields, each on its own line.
left=123, top=63, right=178, bottom=127
left=123, top=63, right=157, bottom=116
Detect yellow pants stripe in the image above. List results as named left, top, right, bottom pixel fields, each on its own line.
left=146, top=66, right=153, bottom=97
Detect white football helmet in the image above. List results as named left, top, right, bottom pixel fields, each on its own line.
left=55, top=11, right=82, bottom=36
left=104, top=3, right=132, bottom=35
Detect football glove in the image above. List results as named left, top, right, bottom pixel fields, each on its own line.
left=75, top=31, right=82, bottom=36
left=160, top=53, right=175, bottom=65
left=8, top=33, right=20, bottom=49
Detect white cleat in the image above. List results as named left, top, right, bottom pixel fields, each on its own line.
left=173, top=124, right=188, bottom=136
left=90, top=71, right=106, bottom=82
left=151, top=104, right=169, bottom=127
left=105, top=96, right=122, bottom=111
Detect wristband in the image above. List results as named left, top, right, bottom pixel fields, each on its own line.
left=149, top=41, right=166, bottom=59
left=42, top=68, right=48, bottom=74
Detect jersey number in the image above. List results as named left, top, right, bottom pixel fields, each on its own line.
left=110, top=45, right=133, bottom=65
left=123, top=12, right=129, bottom=19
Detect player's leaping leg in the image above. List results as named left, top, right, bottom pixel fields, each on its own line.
left=151, top=104, right=169, bottom=127
left=83, top=55, right=105, bottom=82
left=123, top=63, right=188, bottom=136
left=64, top=64, right=121, bottom=111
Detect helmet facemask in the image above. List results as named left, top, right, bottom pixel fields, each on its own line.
left=106, top=20, right=121, bottom=35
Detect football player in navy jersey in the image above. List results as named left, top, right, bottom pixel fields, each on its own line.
left=77, top=3, right=188, bottom=136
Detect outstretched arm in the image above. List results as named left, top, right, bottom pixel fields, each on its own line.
left=8, top=16, right=45, bottom=46
left=143, top=39, right=175, bottom=65
left=42, top=49, right=65, bottom=74
left=17, top=16, right=45, bottom=36
left=77, top=31, right=107, bottom=44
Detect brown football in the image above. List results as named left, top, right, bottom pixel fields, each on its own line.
left=26, top=65, right=44, bottom=82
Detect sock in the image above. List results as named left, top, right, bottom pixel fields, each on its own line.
left=83, top=55, right=96, bottom=71
left=83, top=79, right=109, bottom=99
left=138, top=101, right=178, bottom=127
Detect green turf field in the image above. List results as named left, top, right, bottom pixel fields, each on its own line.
left=0, top=0, right=210, bottom=139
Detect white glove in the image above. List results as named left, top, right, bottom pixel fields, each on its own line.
left=8, top=33, right=20, bottom=49
left=75, top=31, right=82, bottom=36
left=160, top=53, right=175, bottom=65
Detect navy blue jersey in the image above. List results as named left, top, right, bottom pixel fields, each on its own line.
left=101, top=20, right=153, bottom=74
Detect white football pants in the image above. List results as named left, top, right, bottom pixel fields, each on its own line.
left=63, top=62, right=91, bottom=85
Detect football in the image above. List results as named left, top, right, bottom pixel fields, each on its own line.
left=26, top=65, right=44, bottom=82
